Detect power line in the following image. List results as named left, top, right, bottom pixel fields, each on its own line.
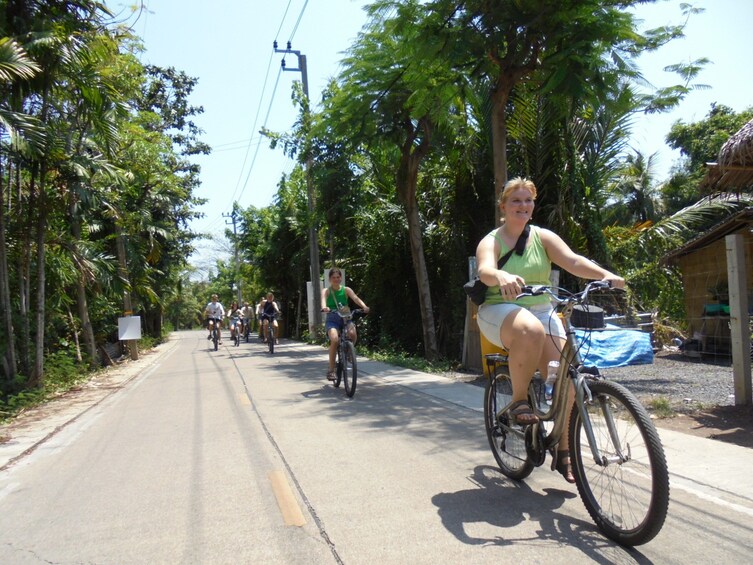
left=203, top=3, right=296, bottom=233
left=287, top=0, right=309, bottom=43
left=205, top=0, right=311, bottom=232
left=234, top=67, right=284, bottom=205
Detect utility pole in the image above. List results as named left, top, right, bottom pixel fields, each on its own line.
left=274, top=40, right=322, bottom=335
left=223, top=210, right=242, bottom=303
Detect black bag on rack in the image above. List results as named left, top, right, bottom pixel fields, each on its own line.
left=463, top=225, right=530, bottom=306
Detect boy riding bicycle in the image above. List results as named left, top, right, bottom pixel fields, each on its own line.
left=204, top=294, right=225, bottom=344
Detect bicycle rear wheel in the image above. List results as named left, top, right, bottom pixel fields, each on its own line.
left=483, top=370, right=534, bottom=480
left=334, top=344, right=343, bottom=387
left=569, top=379, right=669, bottom=546
left=343, top=341, right=357, bottom=397
left=268, top=326, right=275, bottom=354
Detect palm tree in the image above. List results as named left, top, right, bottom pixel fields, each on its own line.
left=0, top=37, right=42, bottom=382
left=607, top=150, right=662, bottom=226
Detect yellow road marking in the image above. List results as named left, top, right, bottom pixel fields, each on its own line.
left=238, top=393, right=250, bottom=405
left=268, top=470, right=306, bottom=527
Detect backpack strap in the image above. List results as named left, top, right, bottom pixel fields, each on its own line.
left=497, top=224, right=530, bottom=269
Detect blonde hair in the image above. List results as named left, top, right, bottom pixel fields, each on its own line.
left=498, top=177, right=537, bottom=206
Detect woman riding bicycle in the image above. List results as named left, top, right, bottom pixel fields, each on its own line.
left=321, top=268, right=369, bottom=382
left=260, top=292, right=281, bottom=344
left=474, top=177, right=624, bottom=483
left=226, top=300, right=242, bottom=344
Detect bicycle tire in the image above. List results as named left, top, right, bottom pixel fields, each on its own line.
left=334, top=347, right=343, bottom=388
left=569, top=379, right=669, bottom=546
left=268, top=326, right=275, bottom=354
left=343, top=341, right=357, bottom=397
left=483, top=370, right=534, bottom=480
left=213, top=327, right=219, bottom=351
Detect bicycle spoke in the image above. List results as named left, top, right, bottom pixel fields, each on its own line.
left=570, top=380, right=669, bottom=546
left=483, top=369, right=534, bottom=480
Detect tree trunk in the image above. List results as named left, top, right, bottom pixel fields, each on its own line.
left=70, top=212, right=98, bottom=366
left=31, top=166, right=47, bottom=388
left=116, top=227, right=138, bottom=360
left=0, top=160, right=17, bottom=381
left=18, top=165, right=31, bottom=376
left=490, top=84, right=510, bottom=225
left=396, top=117, right=439, bottom=361
left=74, top=273, right=97, bottom=366
left=488, top=42, right=540, bottom=224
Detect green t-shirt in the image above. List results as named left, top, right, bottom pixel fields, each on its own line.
left=484, top=224, right=551, bottom=307
left=326, top=285, right=348, bottom=310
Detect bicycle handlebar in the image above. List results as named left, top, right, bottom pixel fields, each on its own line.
left=322, top=307, right=367, bottom=320
left=516, top=280, right=616, bottom=303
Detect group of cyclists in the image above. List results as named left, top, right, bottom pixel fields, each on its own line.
left=204, top=293, right=280, bottom=346
left=203, top=269, right=369, bottom=382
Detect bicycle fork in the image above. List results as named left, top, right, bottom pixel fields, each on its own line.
left=573, top=374, right=630, bottom=467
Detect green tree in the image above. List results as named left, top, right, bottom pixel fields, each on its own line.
left=662, top=104, right=753, bottom=213
left=323, top=0, right=472, bottom=360
left=606, top=150, right=662, bottom=225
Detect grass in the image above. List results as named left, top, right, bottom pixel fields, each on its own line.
left=364, top=348, right=457, bottom=374
left=647, top=397, right=675, bottom=419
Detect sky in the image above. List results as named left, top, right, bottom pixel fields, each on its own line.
left=117, top=0, right=753, bottom=273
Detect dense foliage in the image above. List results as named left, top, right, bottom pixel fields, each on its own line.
left=3, top=1, right=751, bottom=418
left=0, top=1, right=206, bottom=412
left=233, top=1, right=737, bottom=360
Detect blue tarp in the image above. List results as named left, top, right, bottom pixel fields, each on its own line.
left=574, top=326, right=654, bottom=368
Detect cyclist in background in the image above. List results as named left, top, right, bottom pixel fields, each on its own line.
left=260, top=292, right=281, bottom=344
left=240, top=300, right=255, bottom=339
left=204, top=294, right=225, bottom=344
left=256, top=296, right=266, bottom=339
left=321, top=268, right=369, bottom=381
left=226, top=300, right=242, bottom=343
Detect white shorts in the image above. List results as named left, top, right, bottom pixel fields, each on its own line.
left=477, top=302, right=565, bottom=349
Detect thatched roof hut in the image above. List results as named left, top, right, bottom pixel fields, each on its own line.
left=702, top=118, right=753, bottom=191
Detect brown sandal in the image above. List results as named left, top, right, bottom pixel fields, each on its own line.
left=509, top=399, right=539, bottom=425
left=553, top=450, right=576, bottom=484
left=327, top=370, right=336, bottom=381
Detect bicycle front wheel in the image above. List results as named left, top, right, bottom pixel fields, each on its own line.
left=569, top=379, right=669, bottom=546
left=343, top=341, right=357, bottom=397
left=334, top=348, right=343, bottom=388
left=268, top=326, right=275, bottom=354
left=483, top=371, right=534, bottom=480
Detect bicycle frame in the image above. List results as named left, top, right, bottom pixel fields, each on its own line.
left=483, top=281, right=669, bottom=546
left=491, top=282, right=622, bottom=467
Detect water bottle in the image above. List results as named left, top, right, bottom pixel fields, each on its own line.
left=545, top=360, right=559, bottom=406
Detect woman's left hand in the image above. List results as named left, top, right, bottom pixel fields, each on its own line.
left=602, top=274, right=625, bottom=289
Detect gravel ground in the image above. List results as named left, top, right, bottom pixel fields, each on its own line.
left=599, top=349, right=737, bottom=412
left=452, top=347, right=753, bottom=448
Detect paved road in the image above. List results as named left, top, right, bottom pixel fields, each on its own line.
left=1, top=331, right=752, bottom=563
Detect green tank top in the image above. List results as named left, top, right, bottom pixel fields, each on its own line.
left=484, top=225, right=551, bottom=307
left=326, top=286, right=348, bottom=309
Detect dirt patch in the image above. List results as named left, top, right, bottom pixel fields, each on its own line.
left=651, top=404, right=753, bottom=449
